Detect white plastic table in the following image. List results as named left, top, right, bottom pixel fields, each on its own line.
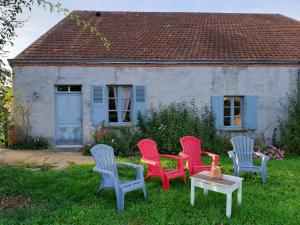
left=190, top=171, right=243, bottom=218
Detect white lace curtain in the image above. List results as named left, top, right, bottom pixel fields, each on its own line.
left=122, top=87, right=131, bottom=121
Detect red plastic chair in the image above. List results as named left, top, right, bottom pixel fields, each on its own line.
left=137, top=139, right=186, bottom=190
left=179, top=136, right=220, bottom=176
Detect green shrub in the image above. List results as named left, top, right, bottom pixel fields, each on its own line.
left=138, top=102, right=230, bottom=155
left=279, top=79, right=300, bottom=154
left=85, top=125, right=141, bottom=156
left=8, top=137, right=49, bottom=150
left=81, top=144, right=94, bottom=156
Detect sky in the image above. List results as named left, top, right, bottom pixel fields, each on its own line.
left=4, top=0, right=300, bottom=60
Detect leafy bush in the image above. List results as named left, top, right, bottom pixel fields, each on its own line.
left=83, top=125, right=142, bottom=156
left=8, top=137, right=49, bottom=150
left=279, top=80, right=300, bottom=154
left=255, top=145, right=285, bottom=160
left=138, top=102, right=230, bottom=155
left=81, top=144, right=94, bottom=156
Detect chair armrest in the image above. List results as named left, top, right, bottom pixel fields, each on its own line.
left=254, top=152, right=270, bottom=161
left=254, top=152, right=270, bottom=168
left=179, top=151, right=190, bottom=159
left=160, top=154, right=184, bottom=170
left=141, top=158, right=159, bottom=166
left=116, top=162, right=143, bottom=169
left=93, top=167, right=114, bottom=175
left=202, top=151, right=220, bottom=166
left=227, top=151, right=236, bottom=159
left=116, top=162, right=144, bottom=180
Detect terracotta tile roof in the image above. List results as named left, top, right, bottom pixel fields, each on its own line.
left=13, top=11, right=300, bottom=63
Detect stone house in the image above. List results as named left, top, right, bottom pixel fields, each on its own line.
left=9, top=11, right=300, bottom=149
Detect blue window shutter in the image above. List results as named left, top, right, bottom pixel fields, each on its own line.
left=211, top=96, right=224, bottom=129
left=245, top=96, right=257, bottom=130
left=133, top=86, right=147, bottom=124
left=91, top=86, right=106, bottom=125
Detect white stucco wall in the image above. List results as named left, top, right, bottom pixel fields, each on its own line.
left=12, top=65, right=298, bottom=147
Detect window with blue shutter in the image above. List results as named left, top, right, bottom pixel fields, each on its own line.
left=212, top=95, right=257, bottom=130
left=91, top=86, right=105, bottom=125
left=134, top=86, right=147, bottom=124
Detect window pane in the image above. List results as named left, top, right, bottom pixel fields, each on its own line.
left=109, top=86, right=118, bottom=98
left=224, top=107, right=230, bottom=116
left=57, top=85, right=68, bottom=92
left=109, top=111, right=118, bottom=122
left=234, top=97, right=241, bottom=107
left=224, top=97, right=231, bottom=106
left=109, top=99, right=117, bottom=110
left=234, top=107, right=240, bottom=116
left=224, top=117, right=231, bottom=126
left=234, top=117, right=241, bottom=126
left=70, top=85, right=81, bottom=92
left=122, top=111, right=131, bottom=122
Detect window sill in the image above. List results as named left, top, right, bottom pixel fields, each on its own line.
left=106, top=123, right=135, bottom=128
left=219, top=128, right=248, bottom=132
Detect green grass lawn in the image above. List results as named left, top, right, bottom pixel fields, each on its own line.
left=0, top=156, right=300, bottom=225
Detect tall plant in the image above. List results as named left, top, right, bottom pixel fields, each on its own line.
left=279, top=73, right=300, bottom=154
left=138, top=101, right=230, bottom=154
left=0, top=62, right=12, bottom=146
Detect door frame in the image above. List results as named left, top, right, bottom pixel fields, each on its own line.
left=54, top=85, right=83, bottom=148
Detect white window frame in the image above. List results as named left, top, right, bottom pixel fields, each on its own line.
left=107, top=85, right=132, bottom=125
left=223, top=96, right=244, bottom=129
left=56, top=85, right=82, bottom=93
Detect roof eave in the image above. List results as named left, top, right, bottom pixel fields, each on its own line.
left=8, top=58, right=300, bottom=66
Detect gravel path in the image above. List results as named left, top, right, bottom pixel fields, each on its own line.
left=0, top=148, right=94, bottom=169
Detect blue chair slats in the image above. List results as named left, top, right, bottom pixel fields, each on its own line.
left=228, top=136, right=269, bottom=184
left=91, top=144, right=146, bottom=211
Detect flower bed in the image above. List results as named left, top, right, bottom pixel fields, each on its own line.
left=255, top=145, right=285, bottom=160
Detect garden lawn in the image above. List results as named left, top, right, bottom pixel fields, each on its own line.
left=0, top=156, right=300, bottom=225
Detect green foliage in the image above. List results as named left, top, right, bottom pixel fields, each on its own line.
left=8, top=137, right=49, bottom=150
left=0, top=157, right=300, bottom=224
left=138, top=102, right=231, bottom=154
left=279, top=78, right=300, bottom=154
left=81, top=144, right=94, bottom=156
left=84, top=126, right=142, bottom=156
left=0, top=66, right=12, bottom=147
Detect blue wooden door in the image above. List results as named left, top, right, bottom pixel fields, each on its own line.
left=56, top=93, right=82, bottom=145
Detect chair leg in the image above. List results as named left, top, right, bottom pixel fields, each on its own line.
left=143, top=184, right=147, bottom=199
left=162, top=177, right=170, bottom=190
left=96, top=182, right=103, bottom=197
left=96, top=188, right=103, bottom=197
left=116, top=190, right=125, bottom=212
left=234, top=167, right=240, bottom=177
left=183, top=174, right=187, bottom=185
left=261, top=168, right=267, bottom=184
left=145, top=173, right=151, bottom=181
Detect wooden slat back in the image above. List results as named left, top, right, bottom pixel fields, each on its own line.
left=231, top=136, right=254, bottom=166
left=137, top=139, right=162, bottom=173
left=91, top=144, right=119, bottom=184
left=180, top=136, right=203, bottom=166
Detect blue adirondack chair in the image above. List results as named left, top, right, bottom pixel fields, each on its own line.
left=228, top=136, right=270, bottom=184
left=91, top=144, right=146, bottom=211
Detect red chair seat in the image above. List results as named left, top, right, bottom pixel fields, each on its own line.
left=137, top=139, right=186, bottom=190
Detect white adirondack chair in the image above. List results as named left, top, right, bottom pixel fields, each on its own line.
left=228, top=136, right=269, bottom=184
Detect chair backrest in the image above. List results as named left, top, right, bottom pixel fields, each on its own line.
left=137, top=139, right=161, bottom=167
left=231, top=136, right=254, bottom=165
left=91, top=144, right=119, bottom=183
left=180, top=136, right=203, bottom=166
